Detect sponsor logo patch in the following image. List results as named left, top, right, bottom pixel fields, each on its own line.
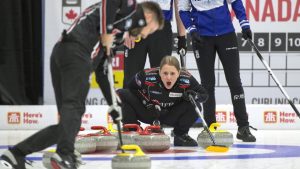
left=264, top=111, right=277, bottom=123
left=169, top=92, right=183, bottom=97
left=7, top=112, right=21, bottom=124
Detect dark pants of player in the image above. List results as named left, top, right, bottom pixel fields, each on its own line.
left=123, top=20, right=173, bottom=88
left=117, top=89, right=198, bottom=135
left=13, top=41, right=94, bottom=156
left=193, top=32, right=249, bottom=128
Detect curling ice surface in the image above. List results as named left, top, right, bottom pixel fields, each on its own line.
left=1, top=129, right=300, bottom=169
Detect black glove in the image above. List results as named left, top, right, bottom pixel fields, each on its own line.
left=177, top=36, right=187, bottom=56
left=183, top=90, right=208, bottom=103
left=242, top=28, right=252, bottom=40
left=191, top=31, right=203, bottom=46
left=108, top=105, right=122, bottom=123
left=114, top=32, right=125, bottom=47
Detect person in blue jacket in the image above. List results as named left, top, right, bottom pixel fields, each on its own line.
left=178, top=0, right=256, bottom=142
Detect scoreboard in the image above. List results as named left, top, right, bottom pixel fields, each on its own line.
left=237, top=32, right=300, bottom=52
left=172, top=32, right=300, bottom=89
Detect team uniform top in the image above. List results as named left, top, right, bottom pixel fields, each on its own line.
left=179, top=0, right=250, bottom=36
left=128, top=67, right=206, bottom=110
left=62, top=0, right=137, bottom=57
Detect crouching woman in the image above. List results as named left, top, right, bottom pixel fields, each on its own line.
left=117, top=56, right=208, bottom=146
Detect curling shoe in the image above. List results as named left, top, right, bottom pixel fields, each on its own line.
left=174, top=133, right=198, bottom=147
left=0, top=149, right=31, bottom=169
left=50, top=153, right=78, bottom=169
left=237, top=126, right=257, bottom=142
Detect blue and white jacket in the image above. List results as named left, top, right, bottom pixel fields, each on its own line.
left=178, top=0, right=250, bottom=36
left=138, top=0, right=174, bottom=21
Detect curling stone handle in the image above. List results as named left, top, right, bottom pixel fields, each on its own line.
left=121, top=145, right=145, bottom=156
left=47, top=149, right=56, bottom=153
left=143, top=125, right=161, bottom=134
left=108, top=123, right=118, bottom=132
left=209, top=123, right=220, bottom=132
left=123, top=124, right=143, bottom=133
left=209, top=123, right=227, bottom=132
left=91, top=126, right=110, bottom=134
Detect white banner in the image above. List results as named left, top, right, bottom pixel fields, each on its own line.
left=1, top=105, right=299, bottom=130
left=216, top=104, right=300, bottom=130
left=0, top=106, right=58, bottom=130
left=0, top=105, right=109, bottom=130
left=43, top=0, right=300, bottom=106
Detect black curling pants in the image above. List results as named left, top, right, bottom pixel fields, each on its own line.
left=192, top=32, right=249, bottom=128
left=123, top=20, right=173, bottom=88
left=14, top=41, right=93, bottom=156
left=117, top=89, right=198, bottom=135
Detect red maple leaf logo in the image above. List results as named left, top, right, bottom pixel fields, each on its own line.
left=66, top=9, right=77, bottom=20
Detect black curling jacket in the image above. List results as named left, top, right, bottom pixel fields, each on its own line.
left=128, top=67, right=207, bottom=109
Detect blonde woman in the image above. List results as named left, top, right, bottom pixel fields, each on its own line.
left=117, top=56, right=208, bottom=146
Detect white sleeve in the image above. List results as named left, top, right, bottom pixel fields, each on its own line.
left=178, top=0, right=192, bottom=12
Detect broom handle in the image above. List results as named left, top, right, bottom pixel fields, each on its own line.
left=248, top=39, right=300, bottom=119
left=189, top=95, right=217, bottom=145
left=106, top=51, right=125, bottom=153
left=179, top=49, right=186, bottom=68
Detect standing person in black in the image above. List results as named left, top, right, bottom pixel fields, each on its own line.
left=0, top=1, right=165, bottom=169
left=122, top=0, right=187, bottom=89
left=117, top=56, right=208, bottom=146
left=179, top=0, right=256, bottom=142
